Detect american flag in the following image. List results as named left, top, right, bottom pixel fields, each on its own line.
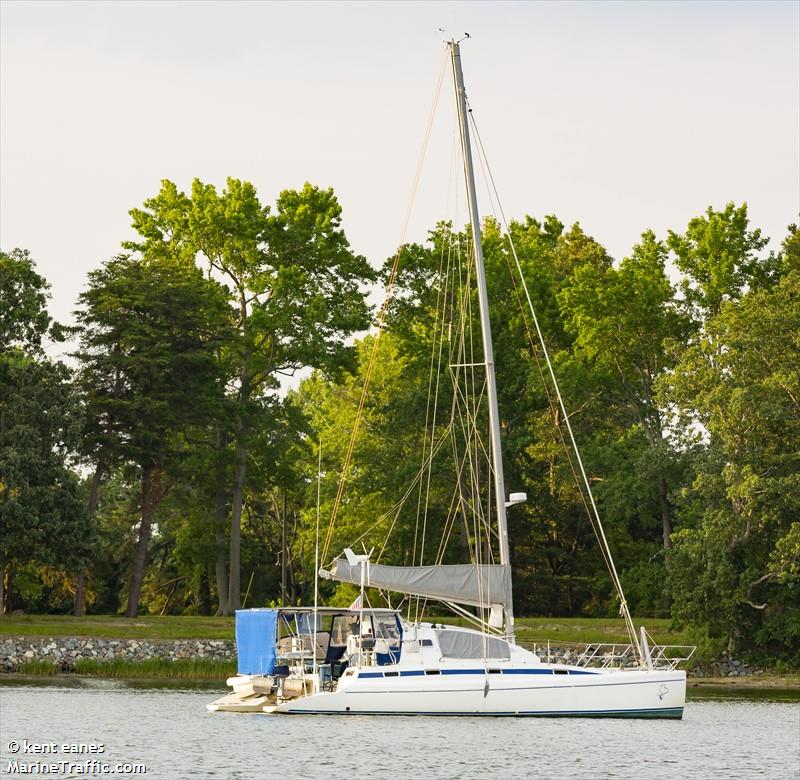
left=348, top=594, right=363, bottom=611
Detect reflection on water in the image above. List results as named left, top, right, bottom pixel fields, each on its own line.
left=1, top=678, right=798, bottom=780
left=687, top=683, right=800, bottom=703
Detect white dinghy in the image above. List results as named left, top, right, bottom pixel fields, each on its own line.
left=210, top=39, right=694, bottom=719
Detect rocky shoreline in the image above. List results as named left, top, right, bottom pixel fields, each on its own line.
left=0, top=636, right=769, bottom=679
left=0, top=636, right=235, bottom=672
left=532, top=645, right=766, bottom=678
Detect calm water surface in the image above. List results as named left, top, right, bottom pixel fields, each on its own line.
left=1, top=679, right=798, bottom=779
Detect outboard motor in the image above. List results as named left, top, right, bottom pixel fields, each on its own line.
left=272, top=664, right=290, bottom=701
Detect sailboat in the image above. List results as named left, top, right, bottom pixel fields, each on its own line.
left=208, top=40, right=693, bottom=718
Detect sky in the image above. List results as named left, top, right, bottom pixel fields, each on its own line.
left=2, top=0, right=798, bottom=361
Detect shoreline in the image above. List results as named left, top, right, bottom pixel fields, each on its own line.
left=1, top=663, right=798, bottom=690
left=687, top=674, right=800, bottom=689
left=2, top=625, right=797, bottom=689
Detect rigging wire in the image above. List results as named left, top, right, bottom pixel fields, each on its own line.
left=320, top=48, right=449, bottom=568
left=411, top=227, right=453, bottom=623
left=345, top=423, right=454, bottom=561
left=317, top=48, right=640, bottom=654
left=466, top=105, right=642, bottom=660
left=412, top=127, right=458, bottom=577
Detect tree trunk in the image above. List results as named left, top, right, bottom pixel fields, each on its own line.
left=225, top=429, right=247, bottom=615
left=74, top=463, right=104, bottom=617
left=658, top=472, right=672, bottom=553
left=198, top=570, right=211, bottom=615
left=281, top=488, right=287, bottom=607
left=213, top=426, right=229, bottom=616
left=2, top=568, right=12, bottom=615
left=215, top=531, right=228, bottom=616
left=0, top=557, right=6, bottom=616
left=225, top=293, right=251, bottom=616
left=642, top=406, right=673, bottom=556
left=127, top=465, right=162, bottom=618
left=74, top=575, right=85, bottom=617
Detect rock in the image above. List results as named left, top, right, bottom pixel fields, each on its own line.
left=1, top=634, right=236, bottom=672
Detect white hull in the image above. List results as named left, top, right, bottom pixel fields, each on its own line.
left=274, top=666, right=685, bottom=718
left=216, top=611, right=693, bottom=719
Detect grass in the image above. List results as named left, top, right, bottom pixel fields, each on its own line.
left=10, top=659, right=60, bottom=676
left=0, top=613, right=689, bottom=646
left=688, top=673, right=800, bottom=691
left=10, top=657, right=236, bottom=680
left=72, top=658, right=236, bottom=680
left=0, top=615, right=234, bottom=640
left=3, top=614, right=796, bottom=685
left=434, top=615, right=691, bottom=647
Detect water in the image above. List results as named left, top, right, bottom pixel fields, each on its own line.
left=1, top=679, right=798, bottom=779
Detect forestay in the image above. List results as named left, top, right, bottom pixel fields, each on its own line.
left=323, top=558, right=511, bottom=609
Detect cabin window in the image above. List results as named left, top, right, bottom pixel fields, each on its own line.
left=330, top=615, right=360, bottom=646
left=374, top=616, right=401, bottom=645
left=424, top=669, right=441, bottom=675
left=435, top=630, right=511, bottom=660
left=553, top=668, right=569, bottom=675
left=384, top=671, right=399, bottom=677
left=295, top=613, right=324, bottom=634
left=420, top=639, right=434, bottom=647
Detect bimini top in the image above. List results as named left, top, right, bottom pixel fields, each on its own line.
left=234, top=606, right=400, bottom=675
left=236, top=606, right=399, bottom=616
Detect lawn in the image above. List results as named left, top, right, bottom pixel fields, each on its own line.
left=0, top=615, right=235, bottom=641
left=512, top=616, right=689, bottom=647
left=0, top=613, right=688, bottom=646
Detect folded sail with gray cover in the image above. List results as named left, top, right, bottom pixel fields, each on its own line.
left=322, top=558, right=511, bottom=609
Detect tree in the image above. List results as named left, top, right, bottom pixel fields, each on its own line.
left=664, top=245, right=800, bottom=659
left=128, top=178, right=375, bottom=613
left=74, top=255, right=230, bottom=616
left=0, top=249, right=89, bottom=614
left=667, top=202, right=775, bottom=320
left=558, top=231, right=690, bottom=553
left=0, top=248, right=62, bottom=351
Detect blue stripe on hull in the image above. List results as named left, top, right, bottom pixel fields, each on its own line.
left=285, top=706, right=684, bottom=719
left=357, top=667, right=601, bottom=679
left=350, top=677, right=684, bottom=692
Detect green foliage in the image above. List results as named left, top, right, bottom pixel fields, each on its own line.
left=0, top=353, right=89, bottom=571
left=12, top=659, right=59, bottom=675
left=663, top=240, right=800, bottom=662
left=0, top=614, right=234, bottom=639
left=0, top=248, right=62, bottom=351
left=0, top=249, right=91, bottom=613
left=5, top=199, right=798, bottom=668
left=667, top=202, right=775, bottom=318
left=127, top=177, right=375, bottom=614
left=75, top=255, right=230, bottom=468
left=71, top=658, right=237, bottom=679
left=558, top=230, right=691, bottom=559
left=74, top=254, right=232, bottom=616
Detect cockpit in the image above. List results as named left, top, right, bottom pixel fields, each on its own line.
left=239, top=607, right=403, bottom=691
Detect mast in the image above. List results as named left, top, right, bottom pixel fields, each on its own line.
left=449, top=40, right=515, bottom=642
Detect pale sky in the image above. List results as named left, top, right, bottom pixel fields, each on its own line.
left=2, top=0, right=798, bottom=361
